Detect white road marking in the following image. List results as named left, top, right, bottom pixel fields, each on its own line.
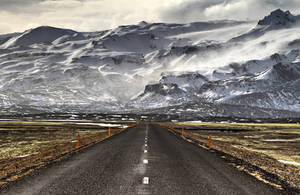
left=140, top=126, right=150, bottom=191
left=143, top=177, right=149, bottom=184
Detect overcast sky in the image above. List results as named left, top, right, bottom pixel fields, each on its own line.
left=0, top=0, right=300, bottom=34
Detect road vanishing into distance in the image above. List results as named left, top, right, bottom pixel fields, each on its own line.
left=1, top=124, right=282, bottom=195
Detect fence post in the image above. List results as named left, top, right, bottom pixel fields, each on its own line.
left=108, top=127, right=111, bottom=136
left=181, top=128, right=184, bottom=137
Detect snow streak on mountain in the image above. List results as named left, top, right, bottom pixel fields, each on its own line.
left=0, top=9, right=300, bottom=118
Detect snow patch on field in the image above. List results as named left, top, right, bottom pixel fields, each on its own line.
left=75, top=123, right=127, bottom=128
left=278, top=160, right=300, bottom=166
left=17, top=153, right=38, bottom=158
left=185, top=121, right=203, bottom=123
left=264, top=139, right=295, bottom=142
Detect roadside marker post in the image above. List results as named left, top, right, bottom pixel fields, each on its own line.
left=76, top=134, right=80, bottom=148
left=143, top=177, right=149, bottom=184
left=108, top=127, right=111, bottom=136
left=181, top=128, right=184, bottom=137
left=208, top=136, right=212, bottom=149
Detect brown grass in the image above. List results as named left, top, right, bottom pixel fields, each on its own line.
left=0, top=121, right=130, bottom=187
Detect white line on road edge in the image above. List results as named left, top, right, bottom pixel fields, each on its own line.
left=143, top=159, right=148, bottom=164
left=145, top=144, right=147, bottom=147
left=144, top=150, right=148, bottom=153
left=143, top=177, right=149, bottom=184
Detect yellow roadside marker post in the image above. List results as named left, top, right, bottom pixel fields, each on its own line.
left=76, top=134, right=80, bottom=148
left=108, top=127, right=111, bottom=136
left=208, top=136, right=212, bottom=149
left=181, top=128, right=184, bottom=137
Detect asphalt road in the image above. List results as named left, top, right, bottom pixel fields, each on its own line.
left=1, top=124, right=283, bottom=195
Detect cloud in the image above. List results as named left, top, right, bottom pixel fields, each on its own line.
left=0, top=0, right=184, bottom=34
left=161, top=0, right=300, bottom=23
left=0, top=0, right=300, bottom=34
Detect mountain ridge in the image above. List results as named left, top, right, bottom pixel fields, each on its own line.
left=0, top=9, right=299, bottom=118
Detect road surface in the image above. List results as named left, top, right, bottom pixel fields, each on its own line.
left=1, top=124, right=282, bottom=195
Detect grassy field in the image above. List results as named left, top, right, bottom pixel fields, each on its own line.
left=168, top=122, right=300, bottom=191
left=177, top=121, right=300, bottom=130
left=175, top=122, right=300, bottom=164
left=0, top=121, right=131, bottom=186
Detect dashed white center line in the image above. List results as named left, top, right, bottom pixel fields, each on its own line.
left=141, top=125, right=150, bottom=187
left=143, top=177, right=149, bottom=184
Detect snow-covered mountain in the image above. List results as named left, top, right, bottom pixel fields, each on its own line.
left=231, top=9, right=300, bottom=42
left=2, top=26, right=84, bottom=48
left=0, top=9, right=300, bottom=118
